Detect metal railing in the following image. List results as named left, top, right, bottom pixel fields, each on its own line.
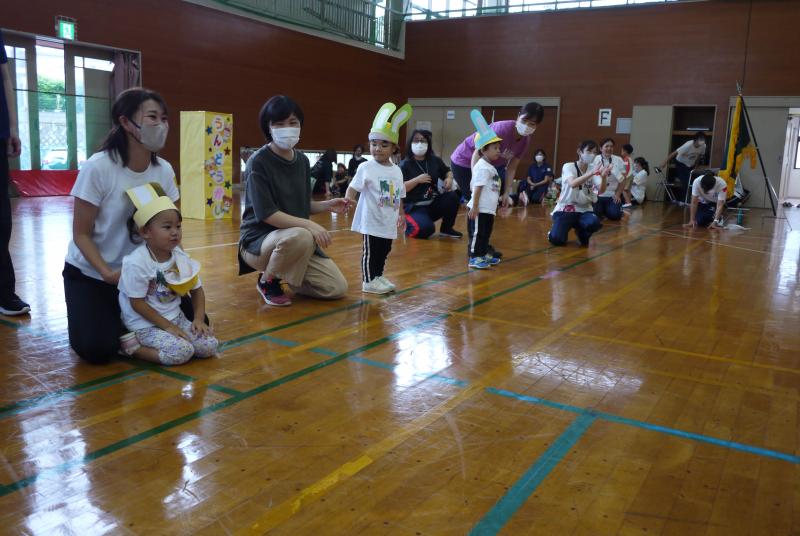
left=406, top=0, right=694, bottom=20
left=207, top=0, right=407, bottom=51
left=201, top=0, right=702, bottom=51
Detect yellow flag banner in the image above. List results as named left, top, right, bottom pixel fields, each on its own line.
left=719, top=96, right=757, bottom=198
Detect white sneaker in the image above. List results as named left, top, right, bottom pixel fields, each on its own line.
left=362, top=278, right=392, bottom=294
left=377, top=276, right=396, bottom=292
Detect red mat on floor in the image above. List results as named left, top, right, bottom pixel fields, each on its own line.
left=9, top=170, right=78, bottom=196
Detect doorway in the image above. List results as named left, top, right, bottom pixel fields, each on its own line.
left=779, top=112, right=800, bottom=205
left=4, top=32, right=128, bottom=172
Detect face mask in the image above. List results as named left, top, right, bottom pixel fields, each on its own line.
left=696, top=142, right=706, bottom=149
left=535, top=154, right=545, bottom=163
left=516, top=119, right=535, bottom=136
left=130, top=120, right=168, bottom=152
left=411, top=142, right=428, bottom=156
left=581, top=152, right=596, bottom=164
left=270, top=127, right=301, bottom=151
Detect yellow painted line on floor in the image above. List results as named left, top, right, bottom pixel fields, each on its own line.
left=449, top=310, right=549, bottom=331
left=449, top=314, right=800, bottom=400
left=571, top=332, right=800, bottom=376
left=633, top=366, right=800, bottom=402
left=237, top=235, right=703, bottom=534
left=445, top=227, right=634, bottom=298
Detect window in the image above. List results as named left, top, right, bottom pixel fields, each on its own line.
left=4, top=32, right=125, bottom=171
left=795, top=136, right=800, bottom=169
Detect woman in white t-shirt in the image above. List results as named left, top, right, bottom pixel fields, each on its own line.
left=591, top=138, right=626, bottom=221
left=547, top=140, right=611, bottom=247
left=63, top=88, right=184, bottom=364
left=661, top=131, right=707, bottom=203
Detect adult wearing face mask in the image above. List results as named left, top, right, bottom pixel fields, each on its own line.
left=63, top=88, right=184, bottom=363
left=660, top=132, right=707, bottom=204
left=238, top=95, right=348, bottom=307
left=450, top=102, right=544, bottom=257
left=451, top=102, right=544, bottom=206
left=516, top=148, right=553, bottom=205
left=399, top=129, right=461, bottom=239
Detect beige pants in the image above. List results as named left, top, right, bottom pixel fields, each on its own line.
left=241, top=227, right=348, bottom=299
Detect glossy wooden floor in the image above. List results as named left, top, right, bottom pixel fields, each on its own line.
left=1, top=193, right=799, bottom=535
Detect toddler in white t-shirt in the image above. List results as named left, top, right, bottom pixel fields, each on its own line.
left=466, top=110, right=504, bottom=270
left=346, top=102, right=412, bottom=295
left=118, top=183, right=218, bottom=365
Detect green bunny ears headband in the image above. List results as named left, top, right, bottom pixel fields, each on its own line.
left=369, top=102, right=413, bottom=145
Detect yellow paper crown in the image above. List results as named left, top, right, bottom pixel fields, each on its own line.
left=163, top=251, right=201, bottom=296
left=126, top=183, right=178, bottom=228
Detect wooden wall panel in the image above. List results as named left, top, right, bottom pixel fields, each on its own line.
left=6, top=0, right=405, bottom=181
left=6, top=0, right=800, bottom=180
left=405, top=0, right=800, bottom=170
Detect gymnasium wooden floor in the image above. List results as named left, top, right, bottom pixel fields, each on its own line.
left=1, top=193, right=799, bottom=535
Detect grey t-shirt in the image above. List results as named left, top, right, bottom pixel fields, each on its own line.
left=239, top=145, right=311, bottom=257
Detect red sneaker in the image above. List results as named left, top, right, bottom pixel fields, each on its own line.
left=257, top=276, right=292, bottom=307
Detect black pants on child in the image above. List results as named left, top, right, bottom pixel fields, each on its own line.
left=362, top=234, right=392, bottom=282
left=467, top=213, right=494, bottom=258
left=63, top=262, right=202, bottom=364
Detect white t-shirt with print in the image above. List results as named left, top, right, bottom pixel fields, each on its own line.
left=66, top=151, right=179, bottom=280
left=118, top=245, right=201, bottom=331
left=552, top=162, right=597, bottom=214
left=691, top=175, right=728, bottom=204
left=349, top=159, right=406, bottom=239
left=676, top=140, right=706, bottom=167
left=467, top=158, right=502, bottom=215
left=592, top=154, right=626, bottom=197
left=631, top=169, right=648, bottom=203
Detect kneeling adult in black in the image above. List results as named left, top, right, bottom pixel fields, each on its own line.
left=399, top=129, right=461, bottom=239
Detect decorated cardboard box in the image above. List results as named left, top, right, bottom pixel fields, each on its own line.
left=180, top=111, right=234, bottom=220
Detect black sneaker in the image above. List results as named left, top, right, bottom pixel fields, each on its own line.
left=487, top=245, right=503, bottom=259
left=257, top=276, right=292, bottom=307
left=439, top=227, right=463, bottom=239
left=0, top=294, right=31, bottom=316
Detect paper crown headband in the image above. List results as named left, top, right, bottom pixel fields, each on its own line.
left=163, top=253, right=201, bottom=296
left=470, top=109, right=502, bottom=151
left=126, top=183, right=179, bottom=228
left=369, top=102, right=413, bottom=145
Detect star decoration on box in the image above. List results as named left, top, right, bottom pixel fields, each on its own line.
left=206, top=126, right=212, bottom=135
left=206, top=198, right=213, bottom=206
left=224, top=181, right=231, bottom=189
left=224, top=147, right=231, bottom=156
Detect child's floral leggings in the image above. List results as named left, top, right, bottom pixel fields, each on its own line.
left=135, top=311, right=218, bottom=365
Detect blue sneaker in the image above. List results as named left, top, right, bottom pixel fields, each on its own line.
left=468, top=256, right=490, bottom=269
left=484, top=254, right=501, bottom=266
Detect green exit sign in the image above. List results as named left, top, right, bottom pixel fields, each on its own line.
left=56, top=17, right=76, bottom=40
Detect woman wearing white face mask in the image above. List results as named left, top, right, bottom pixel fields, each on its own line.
left=238, top=95, right=349, bottom=307
left=399, top=129, right=461, bottom=239
left=548, top=140, right=610, bottom=247
left=660, top=132, right=707, bottom=204
left=63, top=88, right=186, bottom=364
left=450, top=102, right=544, bottom=258
left=516, top=148, right=553, bottom=205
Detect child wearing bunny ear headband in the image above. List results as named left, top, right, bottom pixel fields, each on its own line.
left=345, top=102, right=412, bottom=294
left=117, top=182, right=218, bottom=365
left=466, top=110, right=504, bottom=270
